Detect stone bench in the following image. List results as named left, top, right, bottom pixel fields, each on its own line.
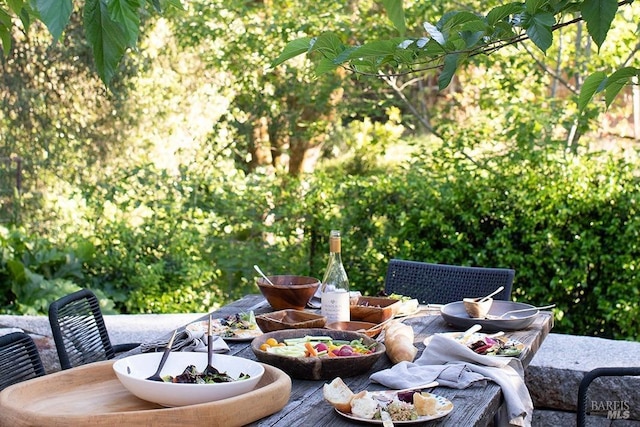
left=527, top=334, right=640, bottom=426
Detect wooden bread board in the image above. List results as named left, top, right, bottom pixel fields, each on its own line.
left=0, top=360, right=291, bottom=427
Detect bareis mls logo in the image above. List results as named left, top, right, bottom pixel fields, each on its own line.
left=591, top=400, right=630, bottom=420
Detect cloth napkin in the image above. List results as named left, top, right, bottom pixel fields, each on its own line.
left=139, top=329, right=230, bottom=353
left=370, top=333, right=533, bottom=427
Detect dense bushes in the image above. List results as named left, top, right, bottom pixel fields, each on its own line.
left=2, top=147, right=639, bottom=340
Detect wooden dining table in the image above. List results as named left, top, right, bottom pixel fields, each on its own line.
left=0, top=293, right=553, bottom=427
left=182, top=293, right=554, bottom=426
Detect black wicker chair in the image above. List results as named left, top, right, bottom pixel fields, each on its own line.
left=0, top=331, right=46, bottom=391
left=577, top=367, right=640, bottom=426
left=48, top=288, right=140, bottom=370
left=384, top=259, right=514, bottom=304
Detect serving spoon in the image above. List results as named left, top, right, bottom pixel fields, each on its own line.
left=146, top=329, right=178, bottom=381
left=253, top=264, right=275, bottom=286
left=486, top=304, right=556, bottom=320
left=465, top=286, right=504, bottom=304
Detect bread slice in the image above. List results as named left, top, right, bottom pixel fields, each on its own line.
left=413, top=392, right=437, bottom=416
left=350, top=390, right=379, bottom=419
left=323, top=377, right=354, bottom=413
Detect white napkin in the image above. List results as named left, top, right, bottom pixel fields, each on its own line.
left=139, top=329, right=230, bottom=353
left=371, top=333, right=532, bottom=427
left=370, top=362, right=487, bottom=389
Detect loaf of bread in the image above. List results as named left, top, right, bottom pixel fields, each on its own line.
left=322, top=377, right=354, bottom=413
left=384, top=320, right=418, bottom=364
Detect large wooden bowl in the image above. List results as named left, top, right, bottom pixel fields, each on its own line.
left=251, top=328, right=386, bottom=380
left=256, top=275, right=321, bottom=311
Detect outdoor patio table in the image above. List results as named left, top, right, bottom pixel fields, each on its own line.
left=0, top=293, right=553, bottom=427
left=181, top=293, right=554, bottom=426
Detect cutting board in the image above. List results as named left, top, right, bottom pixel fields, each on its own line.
left=0, top=360, right=291, bottom=427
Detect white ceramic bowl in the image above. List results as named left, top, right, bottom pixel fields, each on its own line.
left=113, top=352, right=264, bottom=407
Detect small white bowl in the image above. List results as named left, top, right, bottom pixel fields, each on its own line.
left=113, top=352, right=264, bottom=407
left=463, top=297, right=493, bottom=319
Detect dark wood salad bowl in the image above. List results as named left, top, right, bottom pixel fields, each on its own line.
left=251, top=328, right=386, bottom=380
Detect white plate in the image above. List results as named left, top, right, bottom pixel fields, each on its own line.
left=186, top=316, right=262, bottom=341
left=425, top=332, right=524, bottom=357
left=335, top=391, right=453, bottom=424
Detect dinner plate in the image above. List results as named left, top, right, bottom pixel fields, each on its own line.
left=440, top=301, right=539, bottom=331
left=186, top=317, right=263, bottom=341
left=335, top=391, right=453, bottom=424
left=427, top=332, right=524, bottom=357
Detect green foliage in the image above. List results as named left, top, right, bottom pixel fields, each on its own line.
left=273, top=0, right=636, bottom=109
left=0, top=0, right=182, bottom=85
left=0, top=225, right=86, bottom=314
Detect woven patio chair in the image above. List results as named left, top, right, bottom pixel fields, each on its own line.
left=383, top=259, right=514, bottom=305
left=577, top=367, right=640, bottom=427
left=0, top=331, right=46, bottom=391
left=48, top=288, right=140, bottom=370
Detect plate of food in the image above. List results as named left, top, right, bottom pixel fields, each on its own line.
left=387, top=294, right=420, bottom=318
left=186, top=312, right=263, bottom=341
left=324, top=377, right=453, bottom=424
left=440, top=300, right=539, bottom=331
left=426, top=332, right=524, bottom=357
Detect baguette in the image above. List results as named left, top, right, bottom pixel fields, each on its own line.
left=323, top=377, right=354, bottom=413
left=384, top=320, right=418, bottom=364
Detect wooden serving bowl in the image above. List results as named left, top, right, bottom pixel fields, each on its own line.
left=256, top=275, right=321, bottom=311
left=350, top=296, right=401, bottom=323
left=251, top=328, right=385, bottom=380
left=256, top=309, right=327, bottom=332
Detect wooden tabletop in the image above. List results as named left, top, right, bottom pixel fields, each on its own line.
left=188, top=294, right=554, bottom=427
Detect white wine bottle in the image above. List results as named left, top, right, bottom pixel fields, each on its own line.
left=320, top=230, right=350, bottom=323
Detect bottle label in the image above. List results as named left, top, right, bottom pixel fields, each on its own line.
left=321, top=290, right=350, bottom=323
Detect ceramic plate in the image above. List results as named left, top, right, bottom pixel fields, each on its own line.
left=440, top=300, right=539, bottom=331
left=186, top=315, right=262, bottom=341
left=335, top=391, right=453, bottom=424
left=428, top=332, right=524, bottom=357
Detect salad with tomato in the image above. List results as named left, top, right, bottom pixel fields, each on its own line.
left=259, top=335, right=377, bottom=358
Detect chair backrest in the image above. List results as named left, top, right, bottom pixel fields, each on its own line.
left=577, top=367, right=640, bottom=427
left=48, top=288, right=116, bottom=370
left=384, top=259, right=514, bottom=304
left=0, top=332, right=46, bottom=391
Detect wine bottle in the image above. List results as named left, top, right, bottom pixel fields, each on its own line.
left=321, top=230, right=350, bottom=323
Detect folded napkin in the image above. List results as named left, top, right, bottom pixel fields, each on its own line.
left=139, top=329, right=230, bottom=353
left=370, top=362, right=487, bottom=389
left=371, top=333, right=533, bottom=427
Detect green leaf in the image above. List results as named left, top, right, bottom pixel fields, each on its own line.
left=346, top=40, right=397, bottom=60
left=270, top=37, right=313, bottom=68
left=6, top=0, right=24, bottom=14
left=84, top=0, right=130, bottom=85
left=34, top=0, right=73, bottom=41
left=107, top=0, right=141, bottom=46
left=315, top=57, right=339, bottom=75
left=381, top=0, right=405, bottom=35
left=309, top=32, right=344, bottom=59
left=525, top=12, right=554, bottom=52
left=604, top=67, right=640, bottom=107
left=438, top=52, right=460, bottom=90
left=577, top=71, right=606, bottom=111
left=525, top=0, right=549, bottom=14
left=581, top=0, right=617, bottom=49
left=0, top=24, right=11, bottom=57
left=486, top=3, right=525, bottom=27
